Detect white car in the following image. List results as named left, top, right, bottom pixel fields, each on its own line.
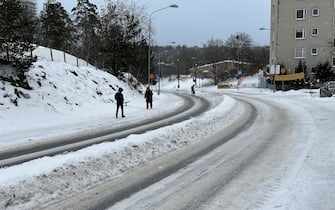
left=320, top=81, right=335, bottom=97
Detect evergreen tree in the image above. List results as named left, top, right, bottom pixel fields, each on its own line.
left=203, top=38, right=226, bottom=64
left=40, top=1, right=74, bottom=51
left=313, top=62, right=333, bottom=83
left=0, top=0, right=36, bottom=81
left=295, top=60, right=307, bottom=74
left=99, top=22, right=123, bottom=74
left=72, top=0, right=101, bottom=62
left=122, top=12, right=142, bottom=65
left=132, top=38, right=149, bottom=81
left=99, top=1, right=145, bottom=75
left=0, top=0, right=35, bottom=43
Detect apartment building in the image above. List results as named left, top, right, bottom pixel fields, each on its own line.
left=270, top=0, right=334, bottom=75
left=20, top=0, right=37, bottom=17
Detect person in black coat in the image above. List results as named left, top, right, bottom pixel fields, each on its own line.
left=115, top=87, right=125, bottom=118
left=144, top=87, right=153, bottom=109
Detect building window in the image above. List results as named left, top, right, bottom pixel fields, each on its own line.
left=296, top=9, right=307, bottom=20
left=311, top=28, right=319, bottom=36
left=295, top=29, right=306, bottom=39
left=311, top=48, right=318, bottom=56
left=333, top=56, right=335, bottom=67
left=312, top=8, right=319, bottom=16
left=295, top=48, right=306, bottom=58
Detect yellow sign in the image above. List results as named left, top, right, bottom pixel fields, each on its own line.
left=217, top=83, right=232, bottom=89
left=274, top=72, right=304, bottom=81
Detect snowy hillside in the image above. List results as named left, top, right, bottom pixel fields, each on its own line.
left=0, top=47, right=179, bottom=144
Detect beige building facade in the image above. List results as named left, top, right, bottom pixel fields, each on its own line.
left=20, top=0, right=37, bottom=17
left=270, top=0, right=335, bottom=74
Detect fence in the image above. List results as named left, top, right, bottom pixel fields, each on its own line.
left=33, top=46, right=94, bottom=68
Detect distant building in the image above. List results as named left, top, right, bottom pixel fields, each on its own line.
left=20, top=0, right=37, bottom=17
left=189, top=60, right=252, bottom=83
left=270, top=0, right=335, bottom=74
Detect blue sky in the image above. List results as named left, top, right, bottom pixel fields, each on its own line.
left=37, top=0, right=271, bottom=47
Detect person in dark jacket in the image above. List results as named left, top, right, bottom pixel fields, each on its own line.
left=115, top=87, right=125, bottom=118
left=144, top=87, right=153, bottom=109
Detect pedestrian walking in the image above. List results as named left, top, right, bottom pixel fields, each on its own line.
left=144, top=87, right=153, bottom=109
left=115, top=87, right=125, bottom=118
left=191, top=84, right=195, bottom=95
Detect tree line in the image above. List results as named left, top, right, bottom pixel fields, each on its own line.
left=0, top=0, right=149, bottom=83
left=0, top=0, right=36, bottom=86
left=0, top=0, right=270, bottom=86
left=152, top=34, right=269, bottom=81
left=38, top=0, right=148, bottom=80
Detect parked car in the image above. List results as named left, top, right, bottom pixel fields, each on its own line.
left=320, top=81, right=335, bottom=97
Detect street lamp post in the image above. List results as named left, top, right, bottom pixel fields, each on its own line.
left=157, top=42, right=175, bottom=95
left=259, top=27, right=278, bottom=68
left=148, top=4, right=178, bottom=86
left=158, top=58, right=161, bottom=95
left=235, top=35, right=242, bottom=90
left=176, top=58, right=180, bottom=88
left=259, top=27, right=278, bottom=91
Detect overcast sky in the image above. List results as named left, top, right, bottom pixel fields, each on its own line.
left=37, top=0, right=271, bottom=47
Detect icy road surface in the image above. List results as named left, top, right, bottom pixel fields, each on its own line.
left=42, top=90, right=335, bottom=210
left=1, top=90, right=334, bottom=210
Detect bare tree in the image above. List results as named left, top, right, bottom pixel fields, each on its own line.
left=225, top=32, right=253, bottom=61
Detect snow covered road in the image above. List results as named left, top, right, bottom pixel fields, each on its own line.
left=105, top=91, right=335, bottom=210
left=42, top=91, right=319, bottom=210
left=0, top=93, right=210, bottom=167
left=42, top=94, right=255, bottom=209
left=1, top=89, right=334, bottom=210
left=104, top=93, right=302, bottom=209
